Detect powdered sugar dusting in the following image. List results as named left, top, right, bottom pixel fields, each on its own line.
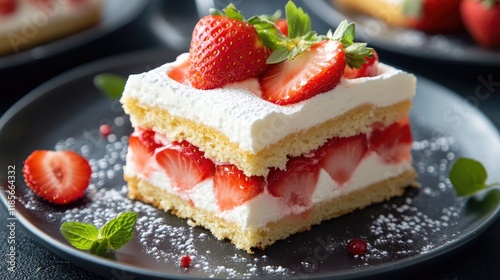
left=15, top=108, right=478, bottom=278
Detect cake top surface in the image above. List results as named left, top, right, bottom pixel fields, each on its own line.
left=122, top=54, right=416, bottom=152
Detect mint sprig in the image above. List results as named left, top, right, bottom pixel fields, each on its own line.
left=93, top=73, right=126, bottom=99
left=60, top=212, right=137, bottom=256
left=449, top=158, right=500, bottom=196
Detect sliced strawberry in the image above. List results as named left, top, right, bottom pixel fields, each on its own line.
left=213, top=164, right=265, bottom=211
left=267, top=155, right=320, bottom=208
left=155, top=141, right=215, bottom=192
left=344, top=49, right=379, bottom=79
left=316, top=135, right=368, bottom=186
left=167, top=57, right=190, bottom=85
left=0, top=0, right=17, bottom=15
left=22, top=150, right=91, bottom=204
left=261, top=40, right=346, bottom=105
left=368, top=117, right=413, bottom=164
left=275, top=18, right=288, bottom=36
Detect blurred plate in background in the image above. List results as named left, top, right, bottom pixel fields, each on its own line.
left=303, top=0, right=500, bottom=66
left=0, top=0, right=149, bottom=70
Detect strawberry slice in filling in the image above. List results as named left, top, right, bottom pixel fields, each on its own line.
left=127, top=121, right=412, bottom=213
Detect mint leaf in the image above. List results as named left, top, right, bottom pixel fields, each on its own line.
left=93, top=73, right=126, bottom=99
left=90, top=238, right=109, bottom=256
left=60, top=211, right=137, bottom=256
left=60, top=222, right=98, bottom=250
left=449, top=158, right=500, bottom=196
left=100, top=212, right=137, bottom=250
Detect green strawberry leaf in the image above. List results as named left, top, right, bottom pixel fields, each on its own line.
left=250, top=1, right=316, bottom=63
left=99, top=212, right=137, bottom=250
left=330, top=20, right=355, bottom=46
left=258, top=9, right=282, bottom=22
left=325, top=21, right=373, bottom=69
left=285, top=0, right=311, bottom=39
left=449, top=158, right=500, bottom=196
left=402, top=0, right=424, bottom=18
left=345, top=43, right=374, bottom=69
left=248, top=16, right=286, bottom=50
left=93, top=73, right=126, bottom=99
left=484, top=0, right=496, bottom=8
left=60, top=222, right=98, bottom=250
left=223, top=3, right=244, bottom=21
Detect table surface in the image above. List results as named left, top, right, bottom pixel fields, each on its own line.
left=1, top=1, right=500, bottom=279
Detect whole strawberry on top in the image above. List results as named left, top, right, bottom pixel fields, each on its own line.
left=460, top=0, right=500, bottom=48
left=186, top=1, right=375, bottom=105
left=188, top=4, right=271, bottom=89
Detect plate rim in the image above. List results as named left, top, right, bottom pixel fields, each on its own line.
left=1, top=48, right=500, bottom=279
left=0, top=0, right=150, bottom=70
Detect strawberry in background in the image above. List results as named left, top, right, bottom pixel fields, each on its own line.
left=0, top=0, right=17, bottom=15
left=402, top=0, right=464, bottom=33
left=460, top=0, right=500, bottom=48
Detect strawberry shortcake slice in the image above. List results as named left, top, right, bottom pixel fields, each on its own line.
left=120, top=2, right=417, bottom=253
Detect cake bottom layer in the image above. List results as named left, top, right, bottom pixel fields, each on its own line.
left=125, top=169, right=417, bottom=253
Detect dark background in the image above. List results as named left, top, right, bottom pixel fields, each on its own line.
left=1, top=0, right=500, bottom=279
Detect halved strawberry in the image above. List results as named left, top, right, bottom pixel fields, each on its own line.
left=155, top=141, right=215, bottom=192
left=167, top=56, right=190, bottom=86
left=261, top=40, right=346, bottom=105
left=275, top=18, right=288, bottom=36
left=128, top=129, right=162, bottom=173
left=344, top=49, right=379, bottom=79
left=22, top=150, right=91, bottom=204
left=213, top=164, right=265, bottom=211
left=188, top=4, right=271, bottom=89
left=0, top=0, right=17, bottom=15
left=368, top=117, right=413, bottom=164
left=267, top=155, right=320, bottom=208
left=316, top=135, right=368, bottom=186
left=257, top=11, right=373, bottom=105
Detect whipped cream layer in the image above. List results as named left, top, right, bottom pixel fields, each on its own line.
left=122, top=54, right=416, bottom=153
left=125, top=149, right=413, bottom=229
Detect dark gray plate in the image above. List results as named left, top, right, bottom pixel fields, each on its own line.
left=302, top=0, right=500, bottom=66
left=1, top=48, right=500, bottom=280
left=0, top=0, right=148, bottom=69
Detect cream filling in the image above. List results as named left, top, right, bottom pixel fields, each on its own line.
left=124, top=150, right=413, bottom=229
left=122, top=54, right=416, bottom=153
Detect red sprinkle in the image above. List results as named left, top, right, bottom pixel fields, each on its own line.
left=347, top=238, right=367, bottom=255
left=99, top=124, right=112, bottom=137
left=0, top=0, right=17, bottom=15
left=180, top=255, right=191, bottom=268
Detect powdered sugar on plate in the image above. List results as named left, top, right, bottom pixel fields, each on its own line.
left=15, top=109, right=474, bottom=279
